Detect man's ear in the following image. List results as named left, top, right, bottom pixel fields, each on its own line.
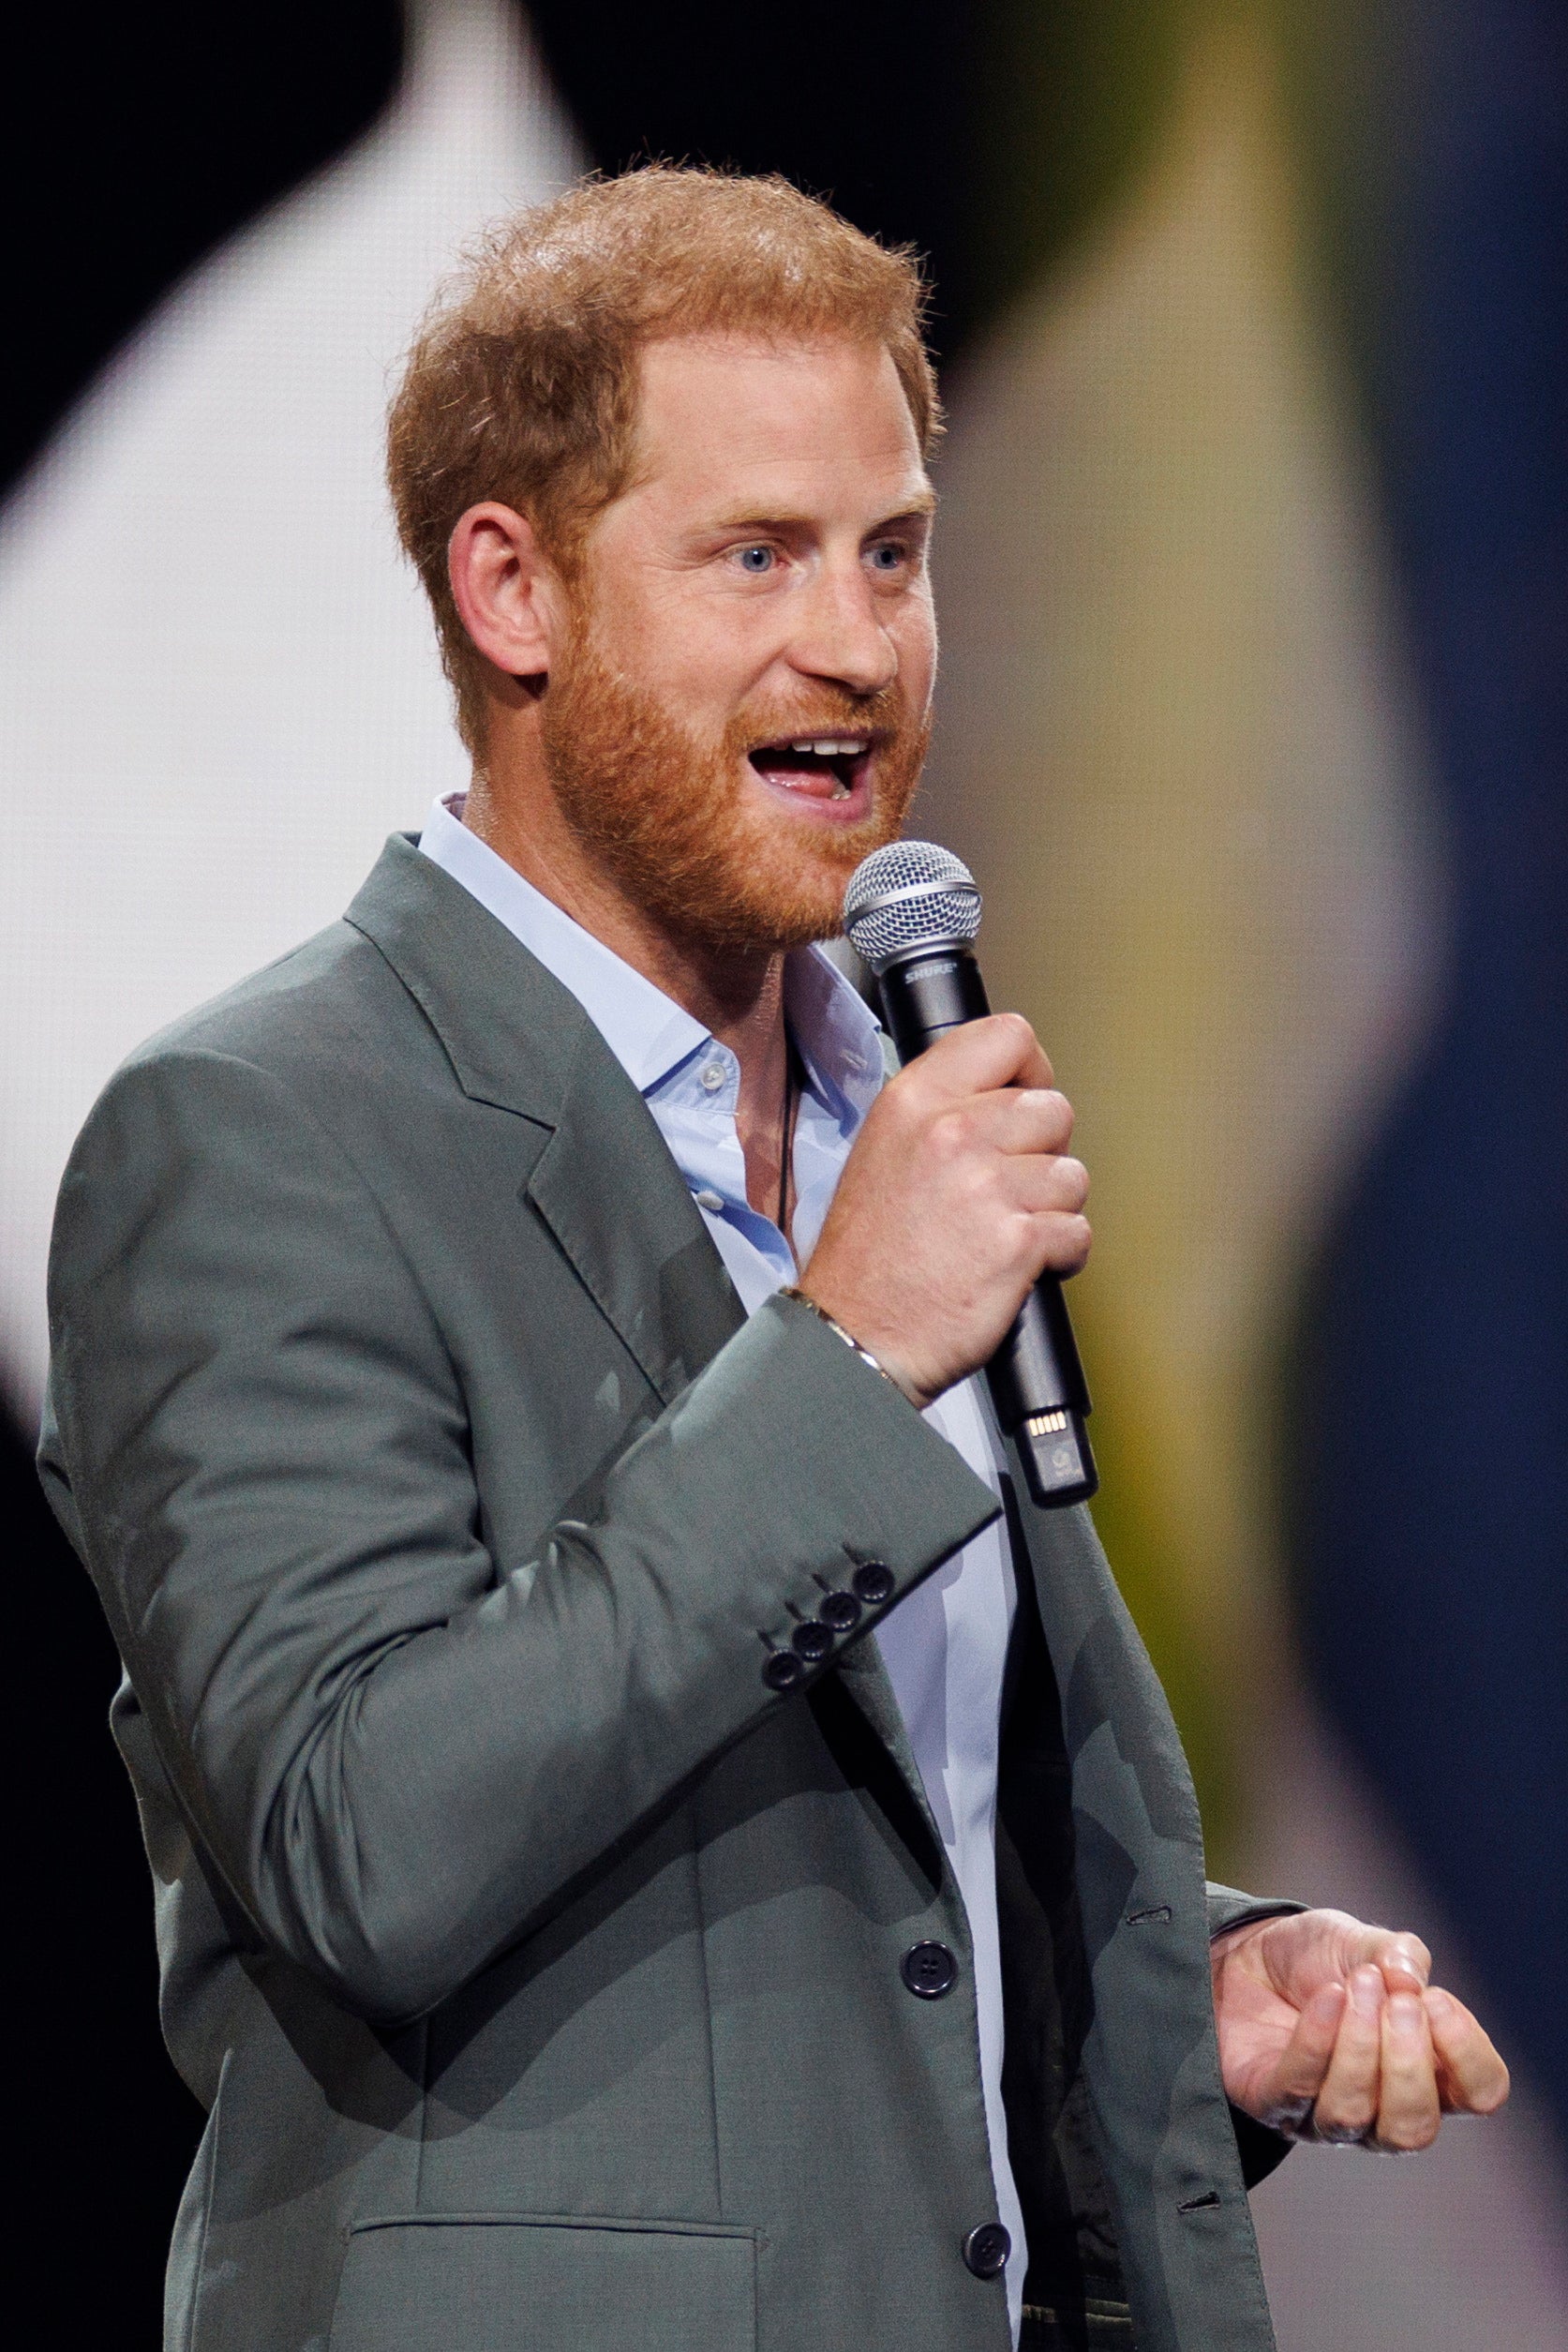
left=448, top=502, right=566, bottom=682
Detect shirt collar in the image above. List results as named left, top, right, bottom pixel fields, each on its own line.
left=417, top=792, right=884, bottom=1113
left=782, top=925, right=885, bottom=1125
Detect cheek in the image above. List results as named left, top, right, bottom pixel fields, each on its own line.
left=894, top=595, right=937, bottom=707
left=613, top=591, right=779, bottom=719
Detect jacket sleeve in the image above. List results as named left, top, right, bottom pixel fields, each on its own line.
left=1205, top=1883, right=1305, bottom=1943
left=41, top=1046, right=999, bottom=2027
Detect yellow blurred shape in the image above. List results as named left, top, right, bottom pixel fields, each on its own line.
left=923, top=24, right=1441, bottom=1864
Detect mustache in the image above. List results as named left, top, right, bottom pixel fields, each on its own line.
left=732, top=682, right=914, bottom=748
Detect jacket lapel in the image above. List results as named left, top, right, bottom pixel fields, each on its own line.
left=525, top=1042, right=746, bottom=1403
left=345, top=834, right=744, bottom=1403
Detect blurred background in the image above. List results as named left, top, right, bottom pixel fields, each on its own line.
left=2, top=2, right=1562, bottom=2343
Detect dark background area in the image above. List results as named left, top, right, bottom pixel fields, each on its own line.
left=7, top=17, right=404, bottom=2334
left=0, top=0, right=1202, bottom=498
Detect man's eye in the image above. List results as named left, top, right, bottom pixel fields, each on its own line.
left=868, top=542, right=908, bottom=573
left=736, top=545, right=776, bottom=574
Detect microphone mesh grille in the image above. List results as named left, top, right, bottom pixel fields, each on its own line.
left=842, top=840, right=981, bottom=973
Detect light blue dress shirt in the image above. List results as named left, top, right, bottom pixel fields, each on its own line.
left=420, top=794, right=1027, bottom=2330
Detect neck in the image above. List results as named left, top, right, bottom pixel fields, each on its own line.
left=462, top=762, right=796, bottom=1229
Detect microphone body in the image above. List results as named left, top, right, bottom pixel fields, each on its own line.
left=877, top=947, right=1098, bottom=1508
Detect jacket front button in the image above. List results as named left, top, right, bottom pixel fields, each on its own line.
left=962, top=2223, right=1010, bottom=2279
left=762, top=1651, right=804, bottom=1692
left=901, top=1940, right=958, bottom=1999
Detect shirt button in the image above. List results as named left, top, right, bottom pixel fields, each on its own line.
left=962, top=2223, right=1011, bottom=2279
left=700, top=1061, right=726, bottom=1092
left=693, top=1190, right=724, bottom=1213
left=901, top=1941, right=958, bottom=2000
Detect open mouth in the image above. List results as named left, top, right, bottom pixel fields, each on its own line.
left=747, top=735, right=874, bottom=806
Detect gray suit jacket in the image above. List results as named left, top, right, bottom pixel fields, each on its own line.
left=40, top=837, right=1288, bottom=2352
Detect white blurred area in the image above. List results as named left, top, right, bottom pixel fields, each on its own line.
left=0, top=0, right=580, bottom=1419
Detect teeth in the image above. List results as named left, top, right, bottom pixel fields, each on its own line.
left=786, top=738, right=867, bottom=757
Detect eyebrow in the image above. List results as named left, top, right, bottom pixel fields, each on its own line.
left=706, top=491, right=938, bottom=534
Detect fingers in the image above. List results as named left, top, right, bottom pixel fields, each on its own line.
left=1303, top=1974, right=1506, bottom=2150
left=1367, top=1992, right=1441, bottom=2151
left=1311, top=1965, right=1385, bottom=2143
left=910, top=1055, right=1090, bottom=1259
left=1002, top=1149, right=1092, bottom=1272
left=938, top=1085, right=1076, bottom=1160
left=1350, top=1924, right=1431, bottom=1994
left=1005, top=1151, right=1090, bottom=1218
left=1426, top=1986, right=1511, bottom=2115
left=993, top=1087, right=1076, bottom=1157
left=1250, top=1982, right=1347, bottom=2136
left=917, top=1013, right=1054, bottom=1097
left=1028, top=1210, right=1094, bottom=1280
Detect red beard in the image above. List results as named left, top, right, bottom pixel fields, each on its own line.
left=538, top=614, right=929, bottom=955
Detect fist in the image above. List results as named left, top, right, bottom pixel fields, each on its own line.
left=799, top=1013, right=1091, bottom=1408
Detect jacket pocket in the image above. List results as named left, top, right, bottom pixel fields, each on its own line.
left=327, top=2213, right=757, bottom=2352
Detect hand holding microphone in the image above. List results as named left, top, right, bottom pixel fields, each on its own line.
left=798, top=1013, right=1089, bottom=1389
left=798, top=842, right=1098, bottom=1506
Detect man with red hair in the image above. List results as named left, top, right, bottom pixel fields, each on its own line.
left=43, top=171, right=1504, bottom=2352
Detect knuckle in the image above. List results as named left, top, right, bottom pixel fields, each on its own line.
left=1035, top=1212, right=1092, bottom=1272
left=1055, top=1156, right=1090, bottom=1207
left=969, top=1163, right=1003, bottom=1215
left=875, top=1078, right=920, bottom=1137
left=927, top=1108, right=967, bottom=1165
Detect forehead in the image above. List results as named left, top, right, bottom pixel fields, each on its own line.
left=626, top=332, right=931, bottom=518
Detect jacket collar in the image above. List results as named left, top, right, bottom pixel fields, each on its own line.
left=346, top=831, right=582, bottom=1126
left=345, top=833, right=745, bottom=1402
left=416, top=790, right=711, bottom=1097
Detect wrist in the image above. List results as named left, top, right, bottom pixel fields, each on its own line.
left=778, top=1285, right=927, bottom=1409
left=1209, top=1918, right=1266, bottom=1988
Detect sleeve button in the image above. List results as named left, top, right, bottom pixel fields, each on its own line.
left=762, top=1651, right=805, bottom=1693
left=819, top=1590, right=862, bottom=1633
left=791, top=1620, right=833, bottom=1662
left=852, top=1561, right=895, bottom=1606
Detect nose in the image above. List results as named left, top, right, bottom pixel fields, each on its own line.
left=789, top=559, right=898, bottom=697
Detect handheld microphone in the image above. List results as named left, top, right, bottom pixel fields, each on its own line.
left=842, top=841, right=1098, bottom=1510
